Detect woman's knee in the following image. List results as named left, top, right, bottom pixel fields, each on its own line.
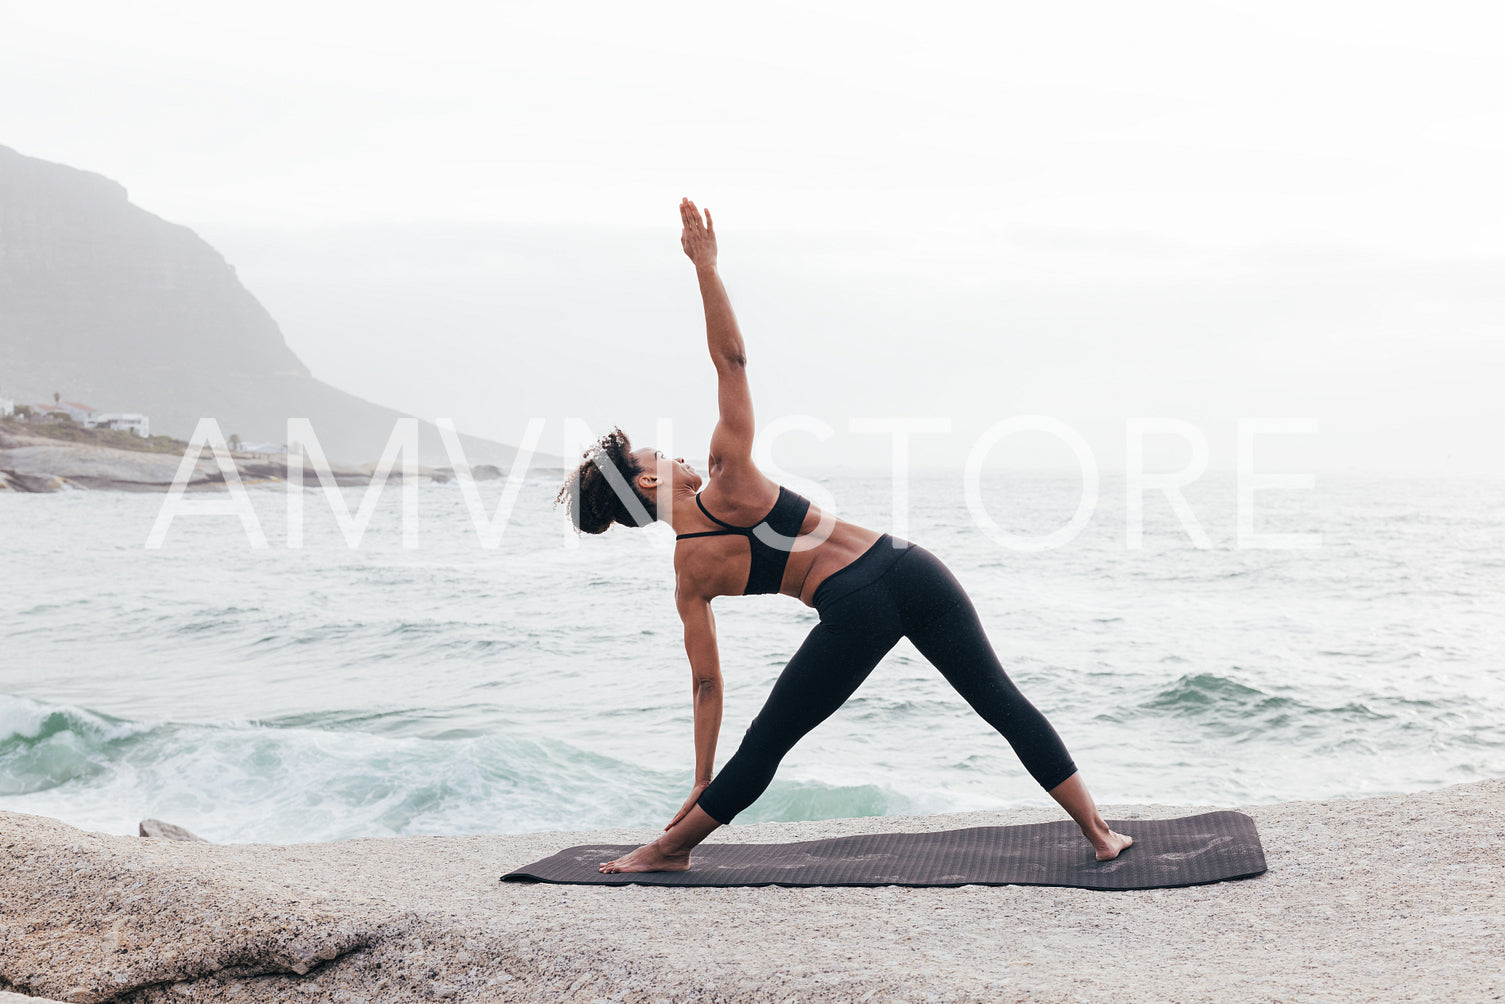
left=739, top=715, right=798, bottom=760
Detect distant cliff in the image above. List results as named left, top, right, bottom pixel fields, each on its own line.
left=0, top=144, right=533, bottom=466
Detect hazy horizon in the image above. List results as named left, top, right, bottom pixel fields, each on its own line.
left=4, top=0, right=1501, bottom=475
left=200, top=218, right=1502, bottom=477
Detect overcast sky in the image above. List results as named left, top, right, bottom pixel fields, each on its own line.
left=5, top=0, right=1502, bottom=475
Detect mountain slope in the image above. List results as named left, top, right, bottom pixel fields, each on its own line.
left=0, top=144, right=535, bottom=467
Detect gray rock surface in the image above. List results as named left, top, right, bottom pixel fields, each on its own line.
left=2, top=778, right=1501, bottom=1003
left=428, top=464, right=506, bottom=484
left=0, top=468, right=66, bottom=493
left=137, top=820, right=207, bottom=843
left=0, top=429, right=418, bottom=492
left=0, top=443, right=215, bottom=492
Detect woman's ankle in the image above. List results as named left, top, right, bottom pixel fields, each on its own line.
left=1078, top=816, right=1111, bottom=842
left=656, top=833, right=692, bottom=856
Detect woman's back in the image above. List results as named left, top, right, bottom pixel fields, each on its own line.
left=673, top=480, right=883, bottom=606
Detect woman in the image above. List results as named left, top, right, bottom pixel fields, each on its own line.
left=558, top=199, right=1132, bottom=873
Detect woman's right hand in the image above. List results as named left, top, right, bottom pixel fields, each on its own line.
left=680, top=197, right=717, bottom=269
left=665, top=780, right=710, bottom=831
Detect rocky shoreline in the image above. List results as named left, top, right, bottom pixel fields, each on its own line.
left=0, top=429, right=505, bottom=493
left=2, top=777, right=1501, bottom=1003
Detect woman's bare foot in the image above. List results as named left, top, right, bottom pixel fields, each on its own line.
left=1046, top=773, right=1135, bottom=861
left=599, top=838, right=691, bottom=874
left=1094, top=829, right=1134, bottom=862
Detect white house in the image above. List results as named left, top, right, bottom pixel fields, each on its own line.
left=0, top=396, right=13, bottom=418
left=30, top=401, right=98, bottom=422
left=86, top=412, right=151, bottom=437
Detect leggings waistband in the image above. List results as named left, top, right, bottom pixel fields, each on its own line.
left=811, top=533, right=914, bottom=612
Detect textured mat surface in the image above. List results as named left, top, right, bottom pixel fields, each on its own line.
left=501, top=810, right=1267, bottom=890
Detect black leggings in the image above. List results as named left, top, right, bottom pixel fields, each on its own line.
left=696, top=534, right=1079, bottom=825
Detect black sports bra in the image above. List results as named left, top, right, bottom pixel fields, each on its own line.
left=675, top=485, right=814, bottom=595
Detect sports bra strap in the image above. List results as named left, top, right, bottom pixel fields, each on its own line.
left=694, top=493, right=746, bottom=530
left=675, top=486, right=813, bottom=595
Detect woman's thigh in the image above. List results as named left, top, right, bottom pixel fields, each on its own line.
left=744, top=611, right=903, bottom=749
left=890, top=546, right=1032, bottom=719
left=893, top=546, right=1078, bottom=789
left=889, top=545, right=973, bottom=634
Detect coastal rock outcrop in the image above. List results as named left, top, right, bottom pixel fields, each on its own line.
left=4, top=779, right=1503, bottom=1003
left=0, top=429, right=426, bottom=492
left=0, top=444, right=212, bottom=492
left=0, top=813, right=386, bottom=1002
left=138, top=819, right=207, bottom=842
left=0, top=468, right=66, bottom=493
left=427, top=463, right=506, bottom=484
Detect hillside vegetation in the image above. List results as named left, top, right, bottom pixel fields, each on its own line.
left=0, top=417, right=188, bottom=455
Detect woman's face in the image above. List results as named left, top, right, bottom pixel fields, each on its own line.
left=632, top=447, right=702, bottom=493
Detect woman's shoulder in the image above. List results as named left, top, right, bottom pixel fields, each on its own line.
left=698, top=469, right=781, bottom=520
left=672, top=534, right=743, bottom=603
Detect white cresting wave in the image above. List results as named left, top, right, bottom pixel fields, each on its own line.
left=0, top=693, right=914, bottom=842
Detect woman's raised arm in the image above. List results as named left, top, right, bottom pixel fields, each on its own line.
left=681, top=198, right=756, bottom=477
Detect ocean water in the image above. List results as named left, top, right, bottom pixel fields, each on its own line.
left=2, top=471, right=1502, bottom=843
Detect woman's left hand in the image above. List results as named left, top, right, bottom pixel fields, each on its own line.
left=666, top=781, right=710, bottom=831
left=680, top=198, right=716, bottom=269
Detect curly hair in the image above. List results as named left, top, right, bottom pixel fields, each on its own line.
left=555, top=427, right=658, bottom=534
